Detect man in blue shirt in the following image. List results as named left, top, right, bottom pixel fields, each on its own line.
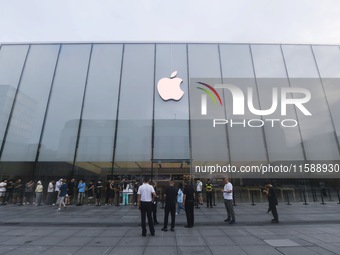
left=77, top=180, right=86, bottom=206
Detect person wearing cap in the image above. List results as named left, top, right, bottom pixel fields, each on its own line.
left=35, top=181, right=43, bottom=206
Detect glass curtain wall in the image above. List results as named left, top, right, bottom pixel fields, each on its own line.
left=0, top=43, right=340, bottom=182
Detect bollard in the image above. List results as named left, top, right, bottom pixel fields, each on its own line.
left=251, top=191, right=256, bottom=206
left=286, top=191, right=291, bottom=205
left=303, top=190, right=309, bottom=205
left=337, top=189, right=340, bottom=204
left=320, top=190, right=326, bottom=205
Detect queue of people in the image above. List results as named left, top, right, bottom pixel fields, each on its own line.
left=1, top=176, right=280, bottom=236
left=0, top=178, right=141, bottom=208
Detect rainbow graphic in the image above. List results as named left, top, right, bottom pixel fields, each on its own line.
left=196, top=82, right=223, bottom=106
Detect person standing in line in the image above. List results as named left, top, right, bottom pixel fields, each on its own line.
left=0, top=179, right=7, bottom=205
left=183, top=180, right=195, bottom=228
left=264, top=184, right=279, bottom=223
left=95, top=180, right=103, bottom=206
left=105, top=180, right=111, bottom=205
left=121, top=179, right=130, bottom=206
left=87, top=181, right=95, bottom=205
left=46, top=180, right=55, bottom=205
left=132, top=181, right=139, bottom=206
left=161, top=180, right=178, bottom=232
left=77, top=180, right=86, bottom=206
left=150, top=181, right=159, bottom=224
left=35, top=181, right=43, bottom=206
left=205, top=179, right=213, bottom=208
left=108, top=179, right=115, bottom=206
left=176, top=182, right=184, bottom=215
left=24, top=180, right=34, bottom=205
left=222, top=177, right=236, bottom=224
left=53, top=179, right=62, bottom=205
left=66, top=178, right=75, bottom=205
left=5, top=180, right=13, bottom=204
left=196, top=179, right=203, bottom=205
left=12, top=179, right=23, bottom=205
left=137, top=177, right=157, bottom=237
left=57, top=179, right=68, bottom=212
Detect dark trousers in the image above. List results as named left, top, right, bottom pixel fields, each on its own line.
left=185, top=200, right=194, bottom=227
left=270, top=204, right=279, bottom=221
left=152, top=202, right=158, bottom=223
left=206, top=192, right=212, bottom=207
left=224, top=199, right=235, bottom=221
left=140, top=201, right=155, bottom=235
left=163, top=204, right=176, bottom=229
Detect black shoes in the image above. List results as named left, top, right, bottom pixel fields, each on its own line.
left=170, top=228, right=174, bottom=232
left=184, top=225, right=193, bottom=228
left=154, top=221, right=159, bottom=225
left=224, top=218, right=231, bottom=222
left=161, top=228, right=168, bottom=232
left=229, top=220, right=236, bottom=224
left=271, top=219, right=279, bottom=223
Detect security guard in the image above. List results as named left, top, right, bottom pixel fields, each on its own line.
left=205, top=179, right=213, bottom=208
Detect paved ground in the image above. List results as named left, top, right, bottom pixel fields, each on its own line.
left=0, top=201, right=340, bottom=254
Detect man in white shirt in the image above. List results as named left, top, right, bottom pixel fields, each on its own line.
left=53, top=179, right=62, bottom=205
left=137, top=177, right=157, bottom=236
left=222, top=177, right=236, bottom=224
left=0, top=179, right=7, bottom=205
left=196, top=179, right=203, bottom=205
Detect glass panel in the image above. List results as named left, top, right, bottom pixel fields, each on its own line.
left=219, top=44, right=267, bottom=163
left=76, top=44, right=123, bottom=162
left=251, top=44, right=304, bottom=161
left=154, top=44, right=190, bottom=160
left=282, top=45, right=339, bottom=160
left=0, top=45, right=29, bottom=150
left=188, top=44, right=229, bottom=167
left=312, top=45, right=340, bottom=146
left=38, top=44, right=91, bottom=161
left=114, top=44, right=154, bottom=163
left=1, top=45, right=60, bottom=161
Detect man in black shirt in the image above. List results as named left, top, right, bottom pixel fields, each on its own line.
left=161, top=180, right=178, bottom=232
left=183, top=180, right=195, bottom=228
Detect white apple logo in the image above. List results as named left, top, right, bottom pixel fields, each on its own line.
left=157, top=71, right=184, bottom=101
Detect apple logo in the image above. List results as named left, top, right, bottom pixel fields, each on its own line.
left=157, top=71, right=184, bottom=101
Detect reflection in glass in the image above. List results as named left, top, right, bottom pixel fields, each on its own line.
left=114, top=44, right=154, bottom=163
left=312, top=45, right=340, bottom=147
left=0, top=45, right=29, bottom=150
left=251, top=44, right=304, bottom=161
left=282, top=45, right=340, bottom=160
left=154, top=44, right=190, bottom=160
left=38, top=44, right=91, bottom=161
left=1, top=45, right=60, bottom=161
left=76, top=44, right=123, bottom=162
left=220, top=44, right=267, bottom=162
left=188, top=44, right=229, bottom=164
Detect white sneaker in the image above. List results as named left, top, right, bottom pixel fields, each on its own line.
left=57, top=208, right=61, bottom=211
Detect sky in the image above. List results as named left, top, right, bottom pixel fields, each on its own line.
left=1, top=0, right=340, bottom=44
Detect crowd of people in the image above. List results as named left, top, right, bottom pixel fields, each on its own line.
left=0, top=178, right=141, bottom=208
left=0, top=177, right=279, bottom=236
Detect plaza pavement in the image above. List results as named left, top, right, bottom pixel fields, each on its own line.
left=0, top=201, right=340, bottom=255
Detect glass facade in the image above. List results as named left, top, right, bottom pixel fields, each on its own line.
left=0, top=43, right=340, bottom=181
